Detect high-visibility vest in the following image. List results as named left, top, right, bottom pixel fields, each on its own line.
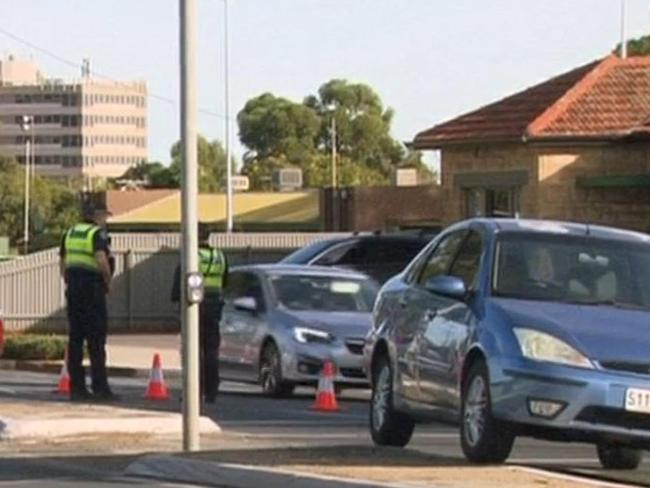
left=64, top=223, right=101, bottom=272
left=199, top=247, right=226, bottom=293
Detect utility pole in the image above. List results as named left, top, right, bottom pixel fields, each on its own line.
left=23, top=138, right=31, bottom=254
left=179, top=0, right=201, bottom=452
left=621, top=0, right=628, bottom=59
left=21, top=115, right=33, bottom=255
left=331, top=115, right=337, bottom=230
left=224, top=0, right=234, bottom=233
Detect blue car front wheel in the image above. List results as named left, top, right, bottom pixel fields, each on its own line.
left=461, top=360, right=515, bottom=464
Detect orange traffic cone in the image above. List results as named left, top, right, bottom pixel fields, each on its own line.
left=311, top=360, right=340, bottom=412
left=145, top=353, right=170, bottom=401
left=56, top=347, right=70, bottom=395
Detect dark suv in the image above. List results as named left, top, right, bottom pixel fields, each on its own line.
left=280, top=233, right=433, bottom=284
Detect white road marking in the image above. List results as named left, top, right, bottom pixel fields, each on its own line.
left=511, top=466, right=644, bottom=488
left=510, top=458, right=599, bottom=464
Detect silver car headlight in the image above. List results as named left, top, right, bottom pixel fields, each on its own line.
left=293, top=326, right=334, bottom=344
left=514, top=328, right=593, bottom=369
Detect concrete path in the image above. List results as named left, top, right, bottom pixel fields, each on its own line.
left=107, top=334, right=181, bottom=371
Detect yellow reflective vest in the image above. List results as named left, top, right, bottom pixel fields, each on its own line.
left=64, top=223, right=101, bottom=272
left=199, top=247, right=226, bottom=293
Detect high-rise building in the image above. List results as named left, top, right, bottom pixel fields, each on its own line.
left=0, top=56, right=147, bottom=185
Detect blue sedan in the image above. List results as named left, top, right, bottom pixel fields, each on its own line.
left=365, top=218, right=650, bottom=469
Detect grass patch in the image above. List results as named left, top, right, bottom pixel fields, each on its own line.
left=3, top=334, right=67, bottom=360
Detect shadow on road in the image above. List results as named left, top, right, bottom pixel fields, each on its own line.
left=180, top=444, right=466, bottom=467
left=0, top=453, right=137, bottom=482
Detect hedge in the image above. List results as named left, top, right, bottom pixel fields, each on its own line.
left=2, top=334, right=67, bottom=361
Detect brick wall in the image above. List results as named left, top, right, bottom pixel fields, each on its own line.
left=441, top=144, right=539, bottom=223
left=536, top=142, right=650, bottom=232
left=323, top=185, right=443, bottom=231
left=440, top=140, right=650, bottom=233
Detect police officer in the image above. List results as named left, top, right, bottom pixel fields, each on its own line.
left=59, top=203, right=116, bottom=402
left=172, top=224, right=228, bottom=403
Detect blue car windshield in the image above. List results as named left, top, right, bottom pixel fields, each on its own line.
left=270, top=274, right=378, bottom=312
left=493, top=233, right=650, bottom=310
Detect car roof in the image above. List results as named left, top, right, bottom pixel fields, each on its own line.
left=231, top=263, right=371, bottom=279
left=464, top=218, right=650, bottom=243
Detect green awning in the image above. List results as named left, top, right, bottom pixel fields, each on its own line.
left=576, top=175, right=650, bottom=189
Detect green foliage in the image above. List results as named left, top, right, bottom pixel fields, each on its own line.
left=171, top=136, right=233, bottom=193
left=3, top=334, right=66, bottom=360
left=616, top=35, right=650, bottom=57
left=120, top=161, right=178, bottom=188
left=117, top=137, right=234, bottom=192
left=238, top=80, right=410, bottom=189
left=0, top=156, right=80, bottom=252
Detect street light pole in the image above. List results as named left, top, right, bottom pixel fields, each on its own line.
left=179, top=0, right=201, bottom=452
left=224, top=0, right=234, bottom=233
left=23, top=139, right=31, bottom=254
left=330, top=114, right=337, bottom=230
left=620, top=0, right=628, bottom=59
left=21, top=115, right=33, bottom=255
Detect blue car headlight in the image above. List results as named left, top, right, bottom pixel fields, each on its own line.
left=514, top=328, right=593, bottom=369
left=293, top=326, right=334, bottom=344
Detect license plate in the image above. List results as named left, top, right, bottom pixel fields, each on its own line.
left=625, top=388, right=650, bottom=414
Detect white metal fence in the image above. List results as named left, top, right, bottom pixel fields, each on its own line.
left=0, top=232, right=348, bottom=332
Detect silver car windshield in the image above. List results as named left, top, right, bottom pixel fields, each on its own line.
left=493, top=234, right=650, bottom=310
left=270, top=274, right=377, bottom=312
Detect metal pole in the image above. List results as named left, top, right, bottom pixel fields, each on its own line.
left=23, top=138, right=31, bottom=255
left=224, top=0, right=234, bottom=233
left=621, top=0, right=628, bottom=59
left=331, top=115, right=337, bottom=230
left=179, top=0, right=201, bottom=452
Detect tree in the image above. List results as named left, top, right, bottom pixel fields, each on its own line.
left=117, top=137, right=232, bottom=192
left=170, top=136, right=231, bottom=193
left=305, top=79, right=404, bottom=180
left=237, top=80, right=409, bottom=189
left=238, top=93, right=321, bottom=187
left=118, top=161, right=178, bottom=188
left=0, top=156, right=80, bottom=252
left=616, top=35, right=650, bottom=56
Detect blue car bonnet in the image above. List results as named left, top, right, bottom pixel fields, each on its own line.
left=490, top=298, right=650, bottom=363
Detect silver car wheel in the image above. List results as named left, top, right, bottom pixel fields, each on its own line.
left=260, top=349, right=278, bottom=392
left=372, top=365, right=391, bottom=431
left=464, top=375, right=487, bottom=447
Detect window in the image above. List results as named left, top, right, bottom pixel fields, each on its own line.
left=449, top=231, right=483, bottom=289
left=416, top=231, right=467, bottom=286
left=465, top=187, right=520, bottom=218
left=270, top=274, right=377, bottom=312
left=224, top=272, right=266, bottom=312
left=494, top=234, right=650, bottom=309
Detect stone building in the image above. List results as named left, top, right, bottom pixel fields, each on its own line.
left=413, top=54, right=650, bottom=233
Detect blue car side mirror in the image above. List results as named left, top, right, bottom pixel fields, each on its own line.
left=425, top=275, right=467, bottom=300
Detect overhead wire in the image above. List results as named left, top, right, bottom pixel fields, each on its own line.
left=0, top=25, right=231, bottom=121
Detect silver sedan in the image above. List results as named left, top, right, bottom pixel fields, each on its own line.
left=219, top=264, right=378, bottom=397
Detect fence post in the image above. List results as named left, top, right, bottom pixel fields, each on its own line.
left=126, top=250, right=133, bottom=330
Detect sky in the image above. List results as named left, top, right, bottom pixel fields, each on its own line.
left=3, top=0, right=650, bottom=166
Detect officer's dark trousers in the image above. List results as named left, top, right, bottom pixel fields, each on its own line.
left=66, top=280, right=110, bottom=395
left=199, top=296, right=222, bottom=399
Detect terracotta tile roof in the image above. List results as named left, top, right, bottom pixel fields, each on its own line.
left=106, top=189, right=177, bottom=217
left=533, top=56, right=650, bottom=137
left=413, top=55, right=650, bottom=148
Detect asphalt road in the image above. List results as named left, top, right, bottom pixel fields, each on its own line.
left=1, top=369, right=649, bottom=487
